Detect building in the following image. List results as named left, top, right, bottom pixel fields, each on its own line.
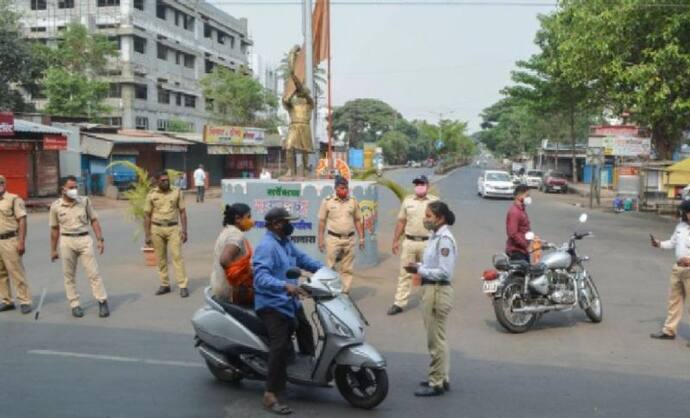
left=16, top=0, right=252, bottom=133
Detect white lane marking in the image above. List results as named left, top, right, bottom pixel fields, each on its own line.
left=28, top=349, right=204, bottom=368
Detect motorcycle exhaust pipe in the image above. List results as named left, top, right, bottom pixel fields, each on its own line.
left=512, top=304, right=572, bottom=314
left=198, top=343, right=234, bottom=371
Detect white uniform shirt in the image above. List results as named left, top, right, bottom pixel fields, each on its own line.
left=193, top=168, right=206, bottom=187
left=418, top=224, right=458, bottom=282
left=660, top=222, right=690, bottom=261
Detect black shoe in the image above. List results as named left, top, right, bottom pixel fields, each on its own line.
left=179, top=288, right=189, bottom=298
left=414, top=385, right=444, bottom=397
left=387, top=305, right=403, bottom=316
left=155, top=286, right=171, bottom=296
left=20, top=304, right=32, bottom=315
left=650, top=331, right=675, bottom=340
left=0, top=302, right=16, bottom=312
left=420, top=380, right=450, bottom=391
left=98, top=301, right=110, bottom=318
left=72, top=306, right=84, bottom=318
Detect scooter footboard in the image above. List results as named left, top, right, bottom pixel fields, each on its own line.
left=335, top=343, right=386, bottom=369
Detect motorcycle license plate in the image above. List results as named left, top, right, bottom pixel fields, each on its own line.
left=553, top=186, right=561, bottom=191
left=482, top=280, right=499, bottom=294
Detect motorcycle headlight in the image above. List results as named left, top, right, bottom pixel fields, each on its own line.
left=328, top=311, right=355, bottom=338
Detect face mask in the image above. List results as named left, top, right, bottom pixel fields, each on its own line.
left=423, top=219, right=437, bottom=231
left=239, top=218, right=255, bottom=231
left=414, top=185, right=427, bottom=197
left=159, top=180, right=170, bottom=191
left=65, top=189, right=79, bottom=200
left=523, top=196, right=532, bottom=206
left=336, top=189, right=348, bottom=199
left=282, top=222, right=295, bottom=237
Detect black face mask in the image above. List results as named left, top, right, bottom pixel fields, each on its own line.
left=282, top=222, right=295, bottom=237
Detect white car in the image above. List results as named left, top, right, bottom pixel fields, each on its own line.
left=477, top=170, right=515, bottom=199
left=525, top=170, right=543, bottom=189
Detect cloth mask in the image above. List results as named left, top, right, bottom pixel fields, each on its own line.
left=282, top=222, right=295, bottom=237
left=523, top=196, right=533, bottom=206
left=336, top=189, right=349, bottom=199
left=414, top=185, right=428, bottom=197
left=66, top=189, right=79, bottom=200
left=423, top=219, right=437, bottom=231
left=239, top=218, right=255, bottom=231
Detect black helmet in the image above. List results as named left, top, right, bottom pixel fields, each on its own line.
left=680, top=200, right=690, bottom=213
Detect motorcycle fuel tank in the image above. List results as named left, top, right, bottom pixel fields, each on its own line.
left=541, top=251, right=572, bottom=270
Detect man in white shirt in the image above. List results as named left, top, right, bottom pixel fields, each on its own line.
left=651, top=199, right=690, bottom=345
left=193, top=164, right=207, bottom=203
left=260, top=168, right=272, bottom=180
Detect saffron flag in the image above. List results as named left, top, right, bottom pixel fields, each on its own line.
left=312, top=0, right=330, bottom=65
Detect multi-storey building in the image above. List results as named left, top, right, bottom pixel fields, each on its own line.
left=16, top=0, right=252, bottom=133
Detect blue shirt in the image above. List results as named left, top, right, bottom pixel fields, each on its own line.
left=252, top=231, right=323, bottom=318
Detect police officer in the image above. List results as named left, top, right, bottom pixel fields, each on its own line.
left=49, top=176, right=109, bottom=318
left=388, top=175, right=438, bottom=315
left=144, top=171, right=189, bottom=298
left=317, top=176, right=365, bottom=294
left=404, top=201, right=457, bottom=396
left=0, top=175, right=32, bottom=314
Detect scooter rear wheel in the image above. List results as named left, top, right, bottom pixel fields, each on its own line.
left=335, top=365, right=388, bottom=409
left=205, top=360, right=244, bottom=384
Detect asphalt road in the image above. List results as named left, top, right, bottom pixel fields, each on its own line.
left=1, top=166, right=689, bottom=418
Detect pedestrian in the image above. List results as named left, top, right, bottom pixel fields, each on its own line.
left=253, top=207, right=323, bottom=415
left=404, top=201, right=457, bottom=397
left=193, top=164, right=207, bottom=203
left=650, top=199, right=690, bottom=347
left=0, top=175, right=32, bottom=314
left=260, top=168, right=272, bottom=180
left=387, top=174, right=438, bottom=315
left=210, top=203, right=254, bottom=305
left=49, top=176, right=109, bottom=318
left=317, top=175, right=365, bottom=294
left=506, top=184, right=532, bottom=263
left=144, top=171, right=189, bottom=298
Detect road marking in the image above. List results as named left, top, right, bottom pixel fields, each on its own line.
left=28, top=349, right=204, bottom=368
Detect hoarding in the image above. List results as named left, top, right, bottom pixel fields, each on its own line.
left=43, top=135, right=67, bottom=150
left=204, top=125, right=265, bottom=145
left=588, top=136, right=651, bottom=157
left=0, top=112, right=14, bottom=137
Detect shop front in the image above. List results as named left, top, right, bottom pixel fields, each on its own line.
left=204, top=125, right=268, bottom=179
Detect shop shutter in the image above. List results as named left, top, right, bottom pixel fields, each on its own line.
left=35, top=149, right=59, bottom=196
left=0, top=150, right=30, bottom=199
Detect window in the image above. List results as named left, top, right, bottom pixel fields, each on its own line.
left=30, top=27, right=47, bottom=32
left=217, top=31, right=225, bottom=45
left=58, top=0, right=74, bottom=8
left=204, top=24, right=212, bottom=39
left=174, top=10, right=181, bottom=26
left=97, top=0, right=120, bottom=6
left=108, top=36, right=121, bottom=50
left=157, top=88, right=170, bottom=104
left=133, top=36, right=146, bottom=54
left=205, top=59, right=215, bottom=74
left=31, top=0, right=47, bottom=10
left=108, top=83, right=122, bottom=98
left=184, top=95, right=196, bottom=108
left=228, top=35, right=235, bottom=49
left=175, top=51, right=181, bottom=65
left=157, top=119, right=169, bottom=131
left=184, top=16, right=194, bottom=31
left=156, top=2, right=166, bottom=19
left=205, top=98, right=214, bottom=111
left=184, top=54, right=195, bottom=69
left=135, top=116, right=149, bottom=130
left=175, top=93, right=182, bottom=106
left=134, top=0, right=144, bottom=11
left=156, top=43, right=167, bottom=60
left=104, top=117, right=122, bottom=127
left=134, top=84, right=148, bottom=100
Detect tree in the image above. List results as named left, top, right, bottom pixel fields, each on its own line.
left=379, top=131, right=411, bottom=165
left=332, top=99, right=404, bottom=148
left=416, top=119, right=476, bottom=159
left=167, top=118, right=192, bottom=133
left=201, top=66, right=277, bottom=125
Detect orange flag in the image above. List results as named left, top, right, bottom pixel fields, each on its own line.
left=312, top=0, right=330, bottom=65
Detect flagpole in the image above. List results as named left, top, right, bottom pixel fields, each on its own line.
left=303, top=0, right=316, bottom=171
left=327, top=0, right=334, bottom=172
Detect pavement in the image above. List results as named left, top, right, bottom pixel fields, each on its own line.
left=1, top=165, right=689, bottom=418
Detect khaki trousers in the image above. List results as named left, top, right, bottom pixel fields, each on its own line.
left=0, top=237, right=31, bottom=305
left=151, top=225, right=188, bottom=288
left=326, top=235, right=355, bottom=293
left=394, top=239, right=427, bottom=308
left=422, top=284, right=454, bottom=388
left=662, top=264, right=690, bottom=336
left=60, top=235, right=107, bottom=308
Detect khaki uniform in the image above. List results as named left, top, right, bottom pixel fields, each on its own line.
left=393, top=194, right=439, bottom=308
left=49, top=197, right=107, bottom=308
left=0, top=192, right=31, bottom=306
left=662, top=264, right=690, bottom=336
left=319, top=195, right=361, bottom=293
left=144, top=187, right=188, bottom=289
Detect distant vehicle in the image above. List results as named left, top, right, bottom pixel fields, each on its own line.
left=525, top=170, right=544, bottom=189
left=410, top=161, right=422, bottom=168
left=478, top=170, right=515, bottom=199
left=541, top=171, right=568, bottom=193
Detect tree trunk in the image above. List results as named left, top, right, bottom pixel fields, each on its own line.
left=652, top=123, right=680, bottom=161
left=570, top=106, right=578, bottom=183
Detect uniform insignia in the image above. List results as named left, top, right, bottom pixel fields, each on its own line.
left=441, top=248, right=450, bottom=257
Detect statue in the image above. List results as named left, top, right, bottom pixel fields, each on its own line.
left=282, top=45, right=315, bottom=178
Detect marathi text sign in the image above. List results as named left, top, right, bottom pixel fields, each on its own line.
left=204, top=125, right=265, bottom=145
left=43, top=135, right=67, bottom=150
left=588, top=136, right=651, bottom=157
left=0, top=112, right=14, bottom=137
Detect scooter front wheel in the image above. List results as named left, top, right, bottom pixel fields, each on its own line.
left=335, top=365, right=388, bottom=409
left=205, top=360, right=244, bottom=384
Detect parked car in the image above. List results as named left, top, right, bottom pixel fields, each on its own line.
left=477, top=170, right=515, bottom=199
left=525, top=170, right=544, bottom=189
left=541, top=170, right=568, bottom=193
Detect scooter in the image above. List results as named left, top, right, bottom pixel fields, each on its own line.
left=191, top=267, right=389, bottom=409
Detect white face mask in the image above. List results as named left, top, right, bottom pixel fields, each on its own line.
left=523, top=196, right=533, bottom=206
left=65, top=188, right=79, bottom=200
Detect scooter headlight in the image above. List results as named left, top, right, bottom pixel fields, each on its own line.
left=328, top=311, right=354, bottom=338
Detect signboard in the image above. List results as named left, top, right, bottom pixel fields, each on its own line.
left=0, top=112, right=14, bottom=137
left=43, top=135, right=67, bottom=151
left=0, top=141, right=32, bottom=151
left=592, top=125, right=639, bottom=137
left=204, top=125, right=266, bottom=145
left=588, top=136, right=651, bottom=157
left=155, top=144, right=188, bottom=152
left=586, top=147, right=605, bottom=165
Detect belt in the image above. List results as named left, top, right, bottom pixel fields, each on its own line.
left=421, top=279, right=451, bottom=286
left=0, top=231, right=17, bottom=240
left=152, top=221, right=178, bottom=227
left=406, top=235, right=429, bottom=242
left=61, top=232, right=89, bottom=237
left=328, top=230, right=355, bottom=239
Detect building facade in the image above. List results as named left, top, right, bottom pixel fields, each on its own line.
left=16, top=0, right=252, bottom=133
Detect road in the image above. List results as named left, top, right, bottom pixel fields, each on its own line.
left=1, top=166, right=689, bottom=418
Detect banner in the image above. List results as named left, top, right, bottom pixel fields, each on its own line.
left=204, top=126, right=265, bottom=145
left=0, top=112, right=14, bottom=137
left=43, top=135, right=67, bottom=151
left=588, top=136, right=651, bottom=157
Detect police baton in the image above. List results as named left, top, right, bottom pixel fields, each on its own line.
left=34, top=287, right=47, bottom=320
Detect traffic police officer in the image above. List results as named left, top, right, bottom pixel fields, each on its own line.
left=49, top=176, right=109, bottom=318
left=404, top=201, right=457, bottom=396
left=317, top=176, right=364, bottom=294
left=0, top=174, right=32, bottom=314
left=388, top=175, right=438, bottom=315
left=144, top=171, right=189, bottom=298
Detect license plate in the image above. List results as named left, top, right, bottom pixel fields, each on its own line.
left=482, top=280, right=499, bottom=294
left=553, top=186, right=561, bottom=191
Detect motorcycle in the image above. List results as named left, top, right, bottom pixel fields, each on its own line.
left=191, top=267, right=389, bottom=409
left=481, top=214, right=603, bottom=333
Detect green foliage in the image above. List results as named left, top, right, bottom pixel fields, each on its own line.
left=43, top=68, right=110, bottom=117
left=167, top=118, right=193, bottom=133
left=379, top=131, right=411, bottom=165
left=332, top=99, right=404, bottom=148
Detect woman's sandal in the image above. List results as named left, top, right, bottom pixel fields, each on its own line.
left=264, top=402, right=293, bottom=415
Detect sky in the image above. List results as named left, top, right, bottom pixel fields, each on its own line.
left=211, top=1, right=556, bottom=132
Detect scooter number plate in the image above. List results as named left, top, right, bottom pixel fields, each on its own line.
left=482, top=280, right=499, bottom=294
left=552, top=186, right=561, bottom=191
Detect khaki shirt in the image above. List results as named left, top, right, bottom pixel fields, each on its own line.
left=0, top=192, right=27, bottom=233
left=398, top=194, right=439, bottom=237
left=49, top=197, right=98, bottom=234
left=318, top=195, right=361, bottom=236
left=144, top=187, right=185, bottom=223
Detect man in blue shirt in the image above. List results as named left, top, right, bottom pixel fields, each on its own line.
left=253, top=207, right=323, bottom=415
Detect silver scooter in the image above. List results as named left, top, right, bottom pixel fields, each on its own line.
left=191, top=267, right=389, bottom=409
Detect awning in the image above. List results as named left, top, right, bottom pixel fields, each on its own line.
left=207, top=145, right=267, bottom=155
left=81, top=135, right=114, bottom=159
left=13, top=119, right=68, bottom=135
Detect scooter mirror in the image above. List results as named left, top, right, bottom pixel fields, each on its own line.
left=525, top=231, right=535, bottom=241
left=579, top=213, right=588, bottom=223
left=286, top=267, right=301, bottom=280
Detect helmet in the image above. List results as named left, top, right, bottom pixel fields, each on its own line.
left=680, top=200, right=690, bottom=214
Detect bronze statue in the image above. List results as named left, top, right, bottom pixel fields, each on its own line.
left=282, top=46, right=315, bottom=178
